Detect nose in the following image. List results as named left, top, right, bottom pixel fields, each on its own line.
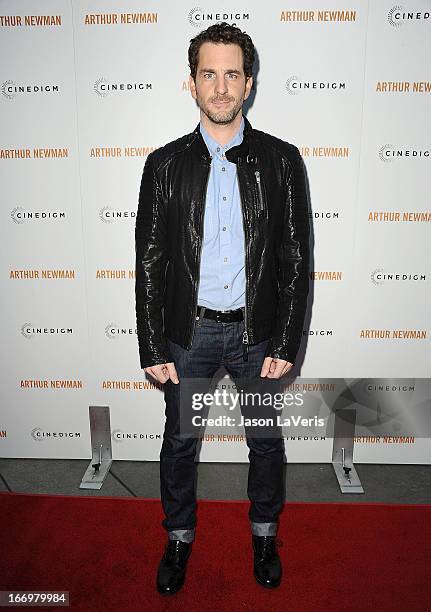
left=214, top=74, right=228, bottom=96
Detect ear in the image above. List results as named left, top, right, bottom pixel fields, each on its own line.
left=244, top=75, right=253, bottom=100
left=189, top=74, right=197, bottom=100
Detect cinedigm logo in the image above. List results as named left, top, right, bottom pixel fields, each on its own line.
left=371, top=268, right=385, bottom=285
left=285, top=76, right=301, bottom=95
left=21, top=323, right=33, bottom=338
left=11, top=206, right=26, bottom=224
left=1, top=80, right=16, bottom=99
left=31, top=427, right=44, bottom=442
left=94, top=77, right=109, bottom=97
left=379, top=144, right=395, bottom=162
left=187, top=7, right=250, bottom=27
left=188, top=6, right=202, bottom=26
left=99, top=206, right=114, bottom=223
left=388, top=5, right=404, bottom=27
left=112, top=429, right=125, bottom=442
left=387, top=5, right=430, bottom=26
left=105, top=323, right=118, bottom=339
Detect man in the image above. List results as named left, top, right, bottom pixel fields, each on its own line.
left=135, top=22, right=310, bottom=595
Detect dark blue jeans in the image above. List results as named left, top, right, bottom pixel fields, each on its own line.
left=160, top=313, right=285, bottom=542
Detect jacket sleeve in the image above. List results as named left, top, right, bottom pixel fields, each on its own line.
left=135, top=151, right=172, bottom=369
left=264, top=145, right=310, bottom=365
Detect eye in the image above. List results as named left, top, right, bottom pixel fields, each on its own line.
left=203, top=73, right=214, bottom=79
left=227, top=73, right=238, bottom=79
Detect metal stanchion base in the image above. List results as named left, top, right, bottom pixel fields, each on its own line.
left=332, top=461, right=364, bottom=494
left=80, top=459, right=112, bottom=490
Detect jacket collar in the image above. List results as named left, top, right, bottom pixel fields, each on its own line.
left=190, top=114, right=255, bottom=165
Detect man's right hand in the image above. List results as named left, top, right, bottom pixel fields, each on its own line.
left=144, top=362, right=179, bottom=384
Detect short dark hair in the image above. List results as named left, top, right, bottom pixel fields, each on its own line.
left=188, top=22, right=255, bottom=81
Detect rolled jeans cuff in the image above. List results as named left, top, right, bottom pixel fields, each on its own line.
left=168, top=528, right=195, bottom=543
left=251, top=522, right=278, bottom=537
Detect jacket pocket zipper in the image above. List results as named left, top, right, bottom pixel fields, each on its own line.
left=255, top=170, right=266, bottom=216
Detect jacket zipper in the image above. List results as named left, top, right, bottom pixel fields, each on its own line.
left=288, top=182, right=294, bottom=212
left=237, top=157, right=250, bottom=361
left=190, top=157, right=212, bottom=348
left=255, top=170, right=265, bottom=214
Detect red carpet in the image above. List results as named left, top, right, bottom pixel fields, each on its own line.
left=1, top=493, right=430, bottom=611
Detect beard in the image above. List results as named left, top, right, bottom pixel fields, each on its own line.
left=195, top=89, right=244, bottom=125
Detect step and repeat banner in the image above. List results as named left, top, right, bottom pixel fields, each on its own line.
left=1, top=1, right=430, bottom=463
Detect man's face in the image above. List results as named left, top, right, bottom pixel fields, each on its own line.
left=189, top=41, right=253, bottom=125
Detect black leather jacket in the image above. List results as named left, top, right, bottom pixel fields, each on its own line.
left=135, top=114, right=310, bottom=369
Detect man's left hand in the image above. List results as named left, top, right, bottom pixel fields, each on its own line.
left=260, top=356, right=293, bottom=378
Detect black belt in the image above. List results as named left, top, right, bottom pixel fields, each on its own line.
left=197, top=305, right=244, bottom=323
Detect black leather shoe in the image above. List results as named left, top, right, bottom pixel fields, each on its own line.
left=252, top=535, right=282, bottom=588
left=156, top=539, right=192, bottom=595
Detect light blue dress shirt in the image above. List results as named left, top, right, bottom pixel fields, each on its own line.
left=197, top=116, right=246, bottom=311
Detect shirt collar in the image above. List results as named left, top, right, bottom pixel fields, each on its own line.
left=199, top=115, right=244, bottom=159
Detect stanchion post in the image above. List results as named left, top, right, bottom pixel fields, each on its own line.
left=80, top=405, right=113, bottom=490
left=332, top=408, right=364, bottom=494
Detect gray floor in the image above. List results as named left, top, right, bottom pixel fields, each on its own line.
left=0, top=459, right=430, bottom=504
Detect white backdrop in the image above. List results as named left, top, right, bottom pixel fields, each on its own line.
left=1, top=0, right=430, bottom=463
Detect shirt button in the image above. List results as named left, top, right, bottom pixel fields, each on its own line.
left=222, top=226, right=227, bottom=231
left=224, top=284, right=229, bottom=289
left=216, top=147, right=220, bottom=152
left=223, top=196, right=227, bottom=201
left=221, top=167, right=226, bottom=172
left=224, top=257, right=228, bottom=262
